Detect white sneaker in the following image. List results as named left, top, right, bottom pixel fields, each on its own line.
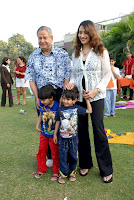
left=46, top=159, right=53, bottom=167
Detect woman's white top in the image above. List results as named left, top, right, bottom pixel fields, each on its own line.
left=70, top=49, right=111, bottom=102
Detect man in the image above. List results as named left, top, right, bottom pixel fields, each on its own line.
left=25, top=26, right=72, bottom=167
left=25, top=26, right=71, bottom=108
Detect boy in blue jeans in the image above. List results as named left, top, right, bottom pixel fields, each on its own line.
left=104, top=56, right=120, bottom=118
left=53, top=86, right=92, bottom=184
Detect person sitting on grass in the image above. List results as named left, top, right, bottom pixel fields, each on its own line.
left=35, top=84, right=59, bottom=181
left=53, top=86, right=92, bottom=184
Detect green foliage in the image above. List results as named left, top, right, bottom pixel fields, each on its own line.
left=0, top=33, right=36, bottom=71
left=101, top=12, right=134, bottom=68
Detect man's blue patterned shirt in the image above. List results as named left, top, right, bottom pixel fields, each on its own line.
left=25, top=45, right=72, bottom=89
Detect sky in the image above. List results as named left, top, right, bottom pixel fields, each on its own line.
left=0, top=0, right=134, bottom=48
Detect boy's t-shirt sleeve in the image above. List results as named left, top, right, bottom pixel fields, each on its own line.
left=55, top=108, right=60, bottom=121
left=76, top=105, right=86, bottom=115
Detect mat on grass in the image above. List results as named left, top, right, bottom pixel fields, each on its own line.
left=115, top=100, right=134, bottom=109
left=106, top=132, right=134, bottom=145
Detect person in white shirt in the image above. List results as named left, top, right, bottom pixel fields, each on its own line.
left=104, top=56, right=120, bottom=118
left=66, top=20, right=113, bottom=183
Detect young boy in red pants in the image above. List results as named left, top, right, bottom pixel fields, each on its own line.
left=35, top=84, right=59, bottom=181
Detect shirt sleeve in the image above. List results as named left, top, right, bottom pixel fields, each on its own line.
left=64, top=53, right=72, bottom=80
left=76, top=105, right=86, bottom=116
left=1, top=68, right=8, bottom=84
left=123, top=59, right=126, bottom=66
left=25, top=54, right=36, bottom=82
left=96, top=49, right=111, bottom=93
left=116, top=68, right=120, bottom=76
left=70, top=53, right=76, bottom=84
left=55, top=109, right=60, bottom=121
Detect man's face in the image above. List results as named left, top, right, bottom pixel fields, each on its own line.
left=37, top=30, right=53, bottom=53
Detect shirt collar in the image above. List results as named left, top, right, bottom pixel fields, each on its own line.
left=38, top=45, right=56, bottom=56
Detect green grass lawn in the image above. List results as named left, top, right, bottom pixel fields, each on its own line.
left=0, top=88, right=134, bottom=200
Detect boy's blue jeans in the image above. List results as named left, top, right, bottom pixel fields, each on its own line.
left=104, top=89, right=117, bottom=116
left=58, top=135, right=78, bottom=177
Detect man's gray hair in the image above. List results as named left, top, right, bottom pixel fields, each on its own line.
left=37, top=26, right=53, bottom=37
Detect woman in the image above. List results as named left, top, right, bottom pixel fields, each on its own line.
left=0, top=57, right=13, bottom=107
left=67, top=20, right=113, bottom=183
left=14, top=56, right=27, bottom=105
left=121, top=51, right=134, bottom=100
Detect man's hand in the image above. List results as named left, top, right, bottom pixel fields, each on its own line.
left=65, top=83, right=74, bottom=90
left=36, top=97, right=40, bottom=110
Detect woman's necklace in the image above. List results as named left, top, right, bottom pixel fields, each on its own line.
left=83, top=51, right=89, bottom=56
left=82, top=49, right=90, bottom=57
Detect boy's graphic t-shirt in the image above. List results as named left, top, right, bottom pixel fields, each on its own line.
left=40, top=100, right=59, bottom=138
left=55, top=105, right=86, bottom=138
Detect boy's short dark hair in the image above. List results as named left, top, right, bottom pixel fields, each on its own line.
left=38, top=84, right=56, bottom=100
left=110, top=55, right=116, bottom=61
left=62, top=85, right=79, bottom=100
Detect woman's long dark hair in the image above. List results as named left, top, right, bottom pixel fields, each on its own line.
left=2, top=57, right=10, bottom=65
left=19, top=56, right=27, bottom=65
left=74, top=20, right=105, bottom=58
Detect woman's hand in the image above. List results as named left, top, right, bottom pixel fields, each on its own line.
left=7, top=83, right=10, bottom=88
left=82, top=89, right=98, bottom=99
left=15, top=71, right=19, bottom=74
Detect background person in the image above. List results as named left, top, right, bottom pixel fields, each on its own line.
left=104, top=56, right=120, bottom=118
left=25, top=26, right=72, bottom=167
left=0, top=57, right=13, bottom=107
left=121, top=51, right=134, bottom=100
left=14, top=56, right=27, bottom=105
left=67, top=20, right=113, bottom=183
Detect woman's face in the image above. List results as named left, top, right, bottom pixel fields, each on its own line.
left=6, top=59, right=10, bottom=65
left=126, top=52, right=132, bottom=59
left=78, top=25, right=90, bottom=45
left=17, top=58, right=22, bottom=65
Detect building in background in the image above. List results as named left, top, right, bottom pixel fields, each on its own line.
left=54, top=15, right=127, bottom=54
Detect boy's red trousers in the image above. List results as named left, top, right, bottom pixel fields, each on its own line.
left=37, top=134, right=59, bottom=174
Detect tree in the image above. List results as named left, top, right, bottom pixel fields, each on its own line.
left=101, top=12, right=134, bottom=68
left=0, top=40, right=7, bottom=58
left=0, top=33, right=36, bottom=71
